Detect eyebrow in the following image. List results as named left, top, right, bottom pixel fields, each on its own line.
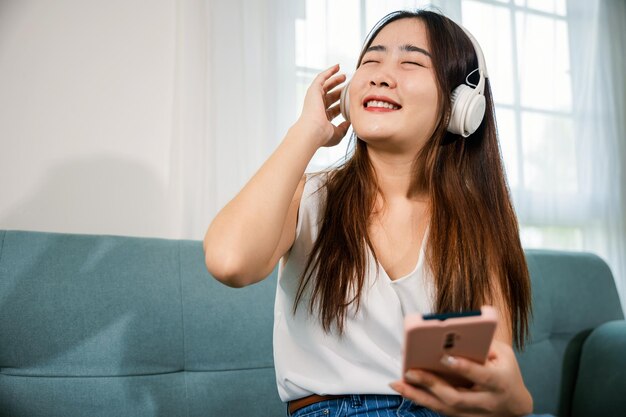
left=365, top=44, right=432, bottom=57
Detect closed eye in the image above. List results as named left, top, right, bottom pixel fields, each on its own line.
left=362, top=60, right=379, bottom=65
left=403, top=61, right=425, bottom=67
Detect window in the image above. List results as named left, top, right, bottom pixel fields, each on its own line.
left=295, top=0, right=581, bottom=251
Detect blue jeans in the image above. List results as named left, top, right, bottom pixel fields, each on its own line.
left=287, top=394, right=445, bottom=417
left=286, top=394, right=557, bottom=417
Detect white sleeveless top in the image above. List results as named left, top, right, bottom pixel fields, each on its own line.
left=273, top=173, right=435, bottom=402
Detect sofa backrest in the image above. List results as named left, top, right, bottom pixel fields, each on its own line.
left=0, top=230, right=284, bottom=417
left=0, top=230, right=623, bottom=417
left=519, top=250, right=623, bottom=416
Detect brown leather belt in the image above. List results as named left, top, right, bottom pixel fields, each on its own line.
left=288, top=394, right=345, bottom=415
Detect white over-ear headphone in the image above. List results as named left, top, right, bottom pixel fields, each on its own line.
left=448, top=26, right=488, bottom=137
left=339, top=24, right=488, bottom=138
left=339, top=80, right=352, bottom=124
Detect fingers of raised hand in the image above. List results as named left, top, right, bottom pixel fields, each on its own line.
left=313, top=64, right=340, bottom=85
left=323, top=88, right=342, bottom=110
left=325, top=103, right=342, bottom=121
left=322, top=71, right=346, bottom=92
left=311, top=65, right=344, bottom=98
left=322, top=75, right=347, bottom=116
left=308, top=65, right=346, bottom=114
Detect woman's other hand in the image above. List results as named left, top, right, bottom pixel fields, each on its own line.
left=390, top=339, right=533, bottom=417
left=295, top=64, right=351, bottom=148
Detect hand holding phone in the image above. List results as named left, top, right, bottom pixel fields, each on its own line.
left=402, top=305, right=497, bottom=388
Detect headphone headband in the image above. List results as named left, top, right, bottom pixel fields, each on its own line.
left=457, top=25, right=488, bottom=92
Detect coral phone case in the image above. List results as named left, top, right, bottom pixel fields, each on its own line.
left=402, top=305, right=498, bottom=388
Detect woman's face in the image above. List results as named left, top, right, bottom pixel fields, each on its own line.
left=349, top=18, right=440, bottom=151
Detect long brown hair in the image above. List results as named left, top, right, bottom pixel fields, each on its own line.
left=294, top=10, right=531, bottom=348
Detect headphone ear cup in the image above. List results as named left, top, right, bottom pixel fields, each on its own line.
left=465, top=94, right=486, bottom=135
left=448, top=84, right=485, bottom=137
left=340, top=82, right=350, bottom=122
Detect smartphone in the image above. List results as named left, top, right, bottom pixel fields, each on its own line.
left=402, top=305, right=497, bottom=388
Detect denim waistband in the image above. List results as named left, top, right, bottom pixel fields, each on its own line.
left=288, top=394, right=445, bottom=417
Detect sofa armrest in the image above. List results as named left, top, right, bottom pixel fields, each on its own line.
left=571, top=320, right=626, bottom=417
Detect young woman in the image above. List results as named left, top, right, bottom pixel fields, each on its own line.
left=204, top=9, right=535, bottom=417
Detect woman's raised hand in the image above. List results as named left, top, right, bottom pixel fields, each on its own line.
left=295, top=64, right=351, bottom=149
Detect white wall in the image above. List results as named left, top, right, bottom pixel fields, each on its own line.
left=0, top=0, right=180, bottom=238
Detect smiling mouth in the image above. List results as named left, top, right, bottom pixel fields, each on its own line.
left=364, top=100, right=401, bottom=110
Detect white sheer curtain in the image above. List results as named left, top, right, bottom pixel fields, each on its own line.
left=170, top=0, right=297, bottom=240
left=566, top=0, right=626, bottom=306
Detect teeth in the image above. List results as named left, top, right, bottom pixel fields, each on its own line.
left=365, top=100, right=399, bottom=110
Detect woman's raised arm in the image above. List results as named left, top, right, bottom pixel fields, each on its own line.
left=203, top=64, right=350, bottom=287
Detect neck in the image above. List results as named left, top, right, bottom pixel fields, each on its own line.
left=367, top=146, right=428, bottom=202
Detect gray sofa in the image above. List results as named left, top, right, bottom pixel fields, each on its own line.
left=0, top=229, right=624, bottom=417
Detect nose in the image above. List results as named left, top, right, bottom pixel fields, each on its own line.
left=369, top=69, right=396, bottom=89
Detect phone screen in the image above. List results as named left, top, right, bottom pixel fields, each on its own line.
left=422, top=310, right=481, bottom=321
